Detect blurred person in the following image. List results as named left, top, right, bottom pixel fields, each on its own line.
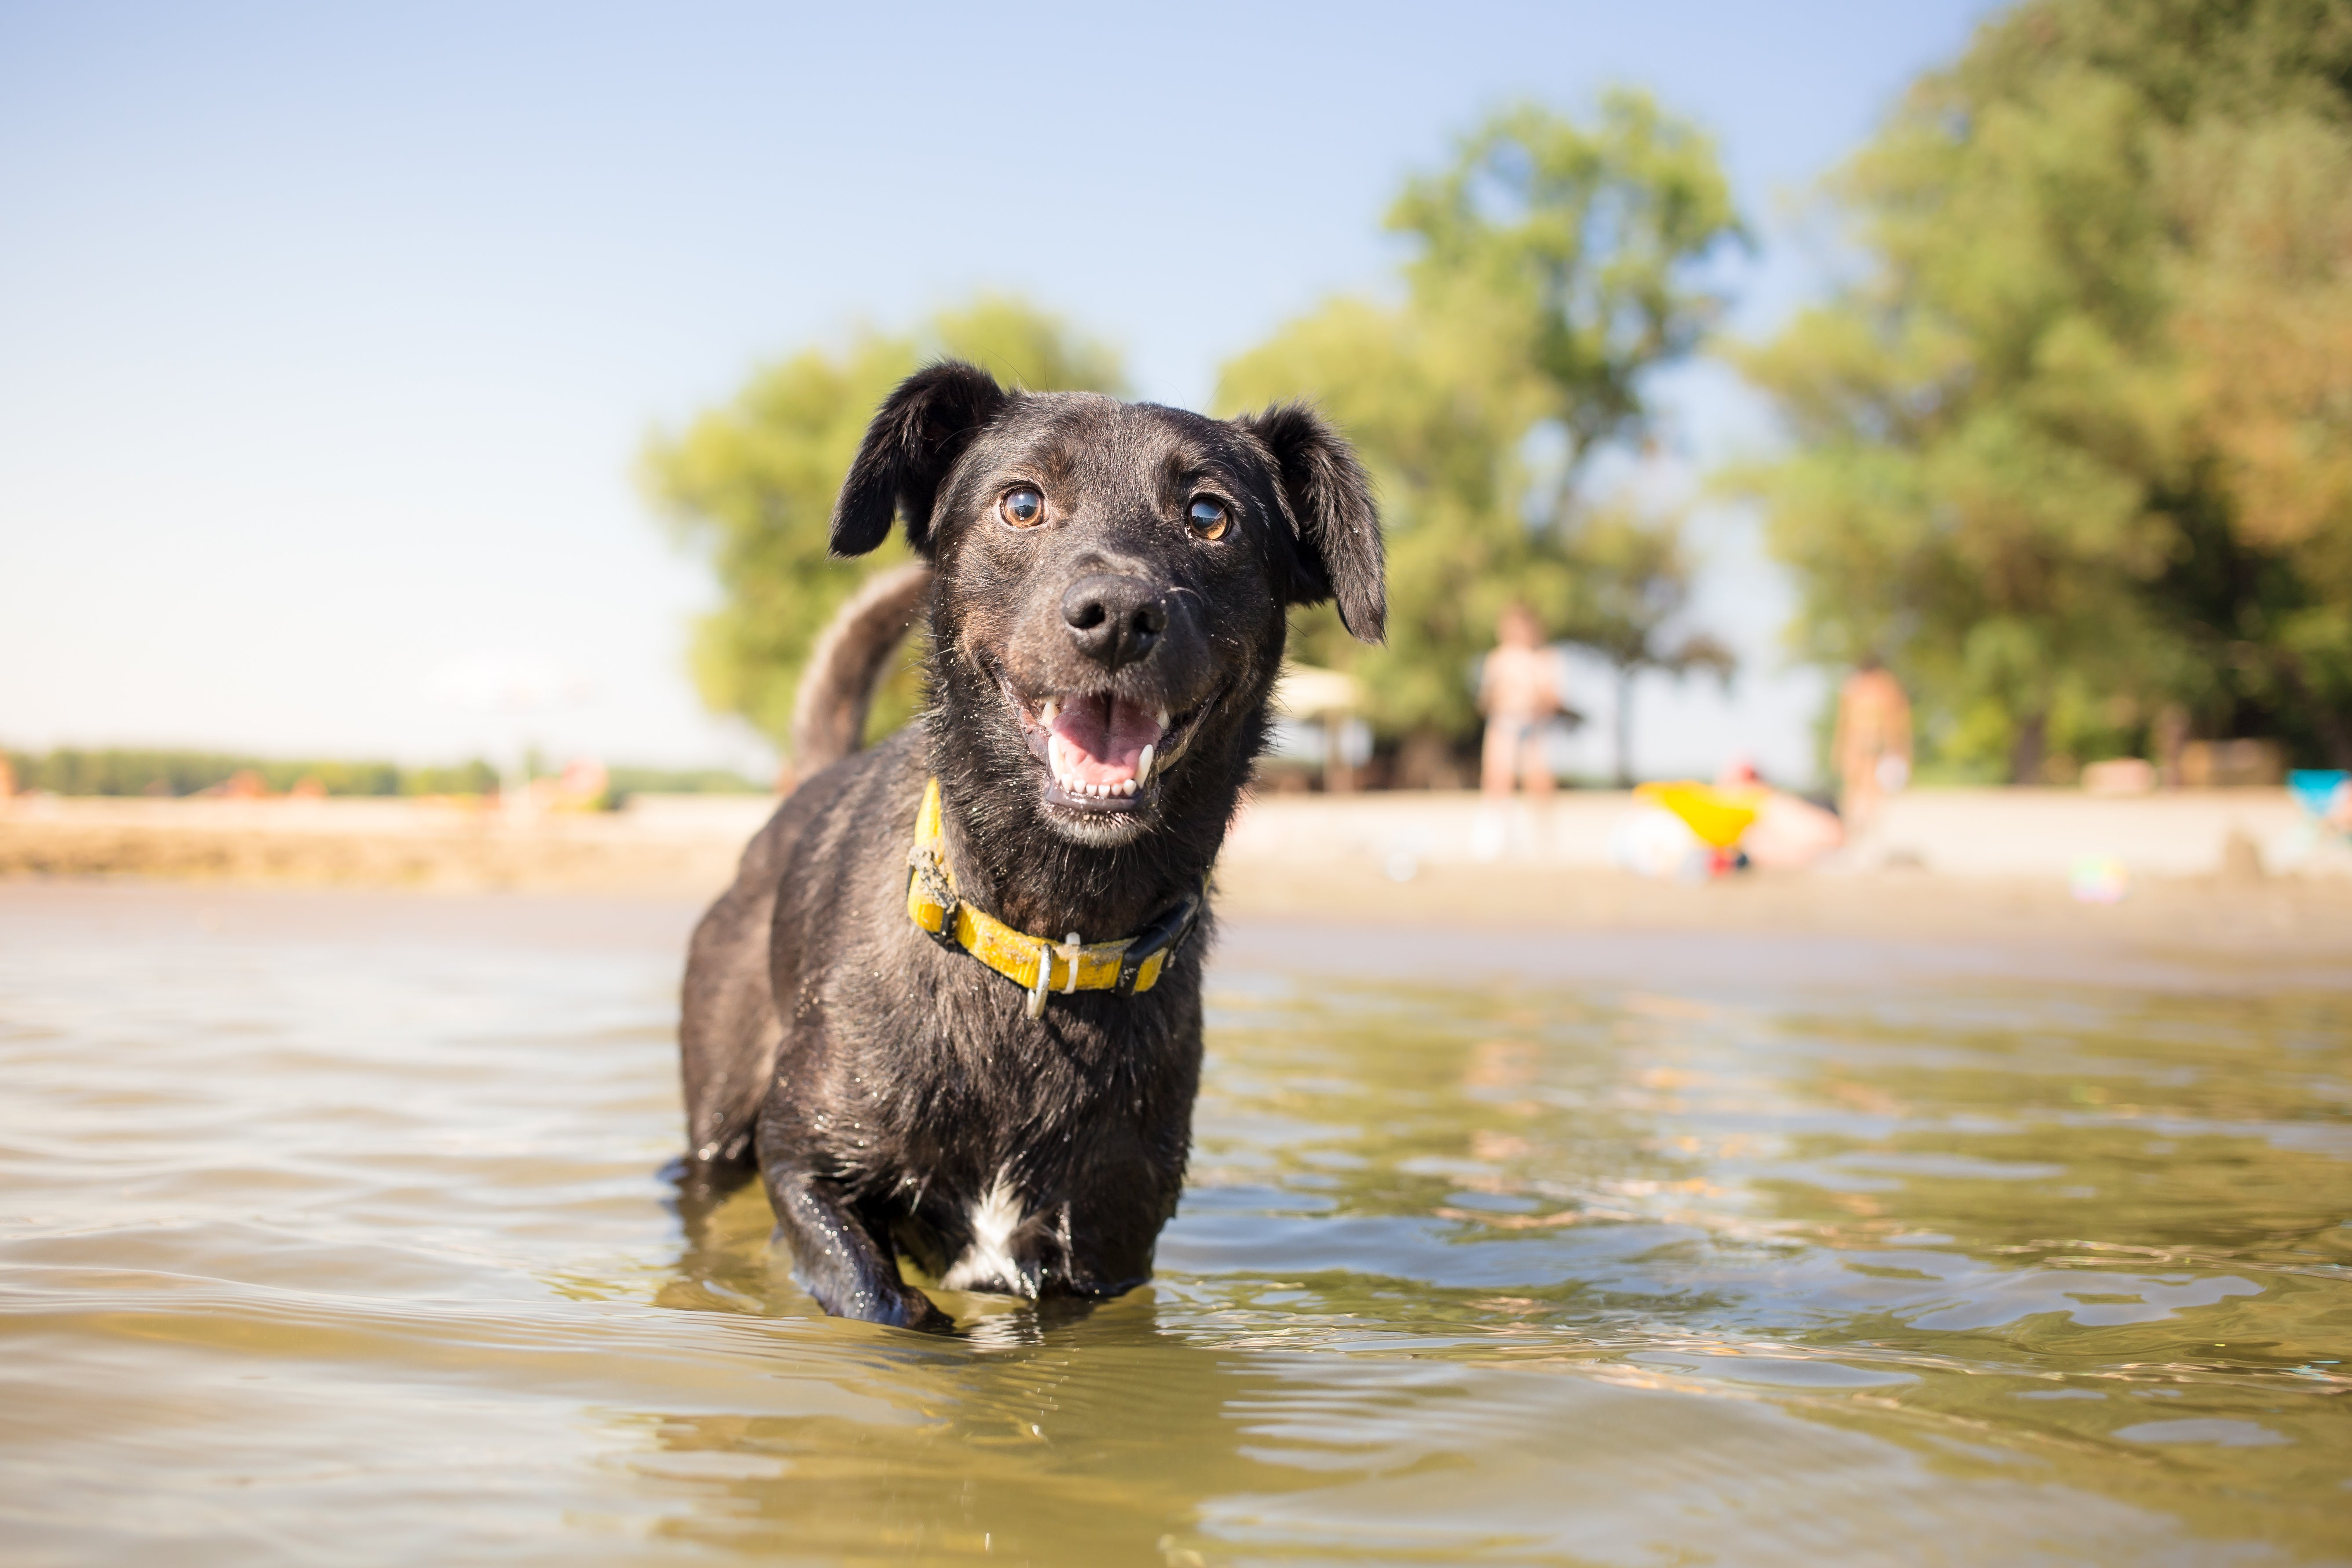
left=1832, top=655, right=1910, bottom=836
left=1479, top=604, right=1562, bottom=801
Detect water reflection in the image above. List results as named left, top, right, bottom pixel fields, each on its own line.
left=1, top=888, right=2345, bottom=1564
left=636, top=974, right=2351, bottom=1559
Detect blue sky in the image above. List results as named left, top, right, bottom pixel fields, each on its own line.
left=0, top=1, right=1999, bottom=781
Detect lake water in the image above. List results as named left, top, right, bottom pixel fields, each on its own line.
left=2, top=883, right=2346, bottom=1564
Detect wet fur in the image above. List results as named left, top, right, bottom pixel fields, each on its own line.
left=677, top=363, right=1382, bottom=1332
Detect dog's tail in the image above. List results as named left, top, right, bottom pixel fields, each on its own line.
left=786, top=562, right=934, bottom=779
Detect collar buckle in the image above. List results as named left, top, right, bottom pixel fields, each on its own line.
left=1114, top=888, right=1202, bottom=998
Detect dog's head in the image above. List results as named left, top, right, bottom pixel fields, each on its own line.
left=831, top=361, right=1382, bottom=848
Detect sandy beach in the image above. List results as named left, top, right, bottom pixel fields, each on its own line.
left=4, top=786, right=2348, bottom=985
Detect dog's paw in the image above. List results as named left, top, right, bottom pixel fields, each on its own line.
left=878, top=1287, right=958, bottom=1335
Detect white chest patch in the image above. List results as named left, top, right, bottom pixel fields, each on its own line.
left=940, top=1171, right=1029, bottom=1294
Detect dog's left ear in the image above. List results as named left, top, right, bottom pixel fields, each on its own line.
left=831, top=361, right=1010, bottom=559
left=1238, top=403, right=1386, bottom=642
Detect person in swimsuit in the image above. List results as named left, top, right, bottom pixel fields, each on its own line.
left=1832, top=654, right=1912, bottom=837
left=1479, top=604, right=1562, bottom=800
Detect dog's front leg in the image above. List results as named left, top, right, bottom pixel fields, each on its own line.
left=764, top=1166, right=953, bottom=1332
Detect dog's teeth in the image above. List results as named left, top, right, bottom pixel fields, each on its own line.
left=1136, top=744, right=1154, bottom=785
left=1155, top=707, right=1170, bottom=731
left=1039, top=698, right=1059, bottom=725
left=1120, top=779, right=1136, bottom=796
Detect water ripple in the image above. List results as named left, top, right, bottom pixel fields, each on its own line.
left=1, top=884, right=2346, bottom=1565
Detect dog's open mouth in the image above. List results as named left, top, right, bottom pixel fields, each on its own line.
left=1042, top=691, right=1166, bottom=800
left=1006, top=683, right=1191, bottom=811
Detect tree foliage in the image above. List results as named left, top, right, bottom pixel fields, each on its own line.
left=1738, top=0, right=2352, bottom=779
left=1219, top=293, right=1551, bottom=738
left=0, top=749, right=500, bottom=797
left=642, top=297, right=1124, bottom=757
left=1218, top=93, right=1745, bottom=746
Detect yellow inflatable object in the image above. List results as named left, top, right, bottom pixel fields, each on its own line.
left=1636, top=781, right=1762, bottom=850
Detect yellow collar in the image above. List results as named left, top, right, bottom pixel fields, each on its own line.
left=905, top=777, right=1201, bottom=1017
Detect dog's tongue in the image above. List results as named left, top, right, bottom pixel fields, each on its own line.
left=1047, top=693, right=1163, bottom=789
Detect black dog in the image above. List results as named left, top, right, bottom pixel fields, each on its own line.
left=677, top=362, right=1383, bottom=1331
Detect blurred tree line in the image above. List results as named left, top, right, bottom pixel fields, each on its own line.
left=1, top=750, right=765, bottom=800
left=650, top=0, right=2350, bottom=785
left=1739, top=0, right=2352, bottom=780
left=601, top=765, right=767, bottom=798
left=2, top=749, right=500, bottom=798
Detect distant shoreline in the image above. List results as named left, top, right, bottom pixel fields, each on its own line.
left=4, top=789, right=2346, bottom=984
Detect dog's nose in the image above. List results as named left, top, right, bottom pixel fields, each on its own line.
left=1061, top=574, right=1169, bottom=669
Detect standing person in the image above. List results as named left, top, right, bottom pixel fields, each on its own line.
left=1479, top=604, right=1562, bottom=801
left=1833, top=654, right=1912, bottom=837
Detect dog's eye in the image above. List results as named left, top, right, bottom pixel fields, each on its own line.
left=1186, top=497, right=1230, bottom=541
left=999, top=487, right=1046, bottom=528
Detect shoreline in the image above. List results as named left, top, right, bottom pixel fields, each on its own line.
left=3, top=872, right=2345, bottom=993
left=1209, top=858, right=2352, bottom=988
left=3, top=789, right=2348, bottom=986
left=4, top=785, right=2342, bottom=881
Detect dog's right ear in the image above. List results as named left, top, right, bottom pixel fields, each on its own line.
left=830, top=361, right=1009, bottom=559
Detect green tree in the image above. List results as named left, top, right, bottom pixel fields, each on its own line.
left=1218, top=93, right=1746, bottom=761
left=1391, top=95, right=1751, bottom=530
left=643, top=297, right=1125, bottom=758
left=1737, top=0, right=2352, bottom=779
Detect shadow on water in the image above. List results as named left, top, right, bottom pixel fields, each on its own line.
left=651, top=1171, right=1279, bottom=1562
